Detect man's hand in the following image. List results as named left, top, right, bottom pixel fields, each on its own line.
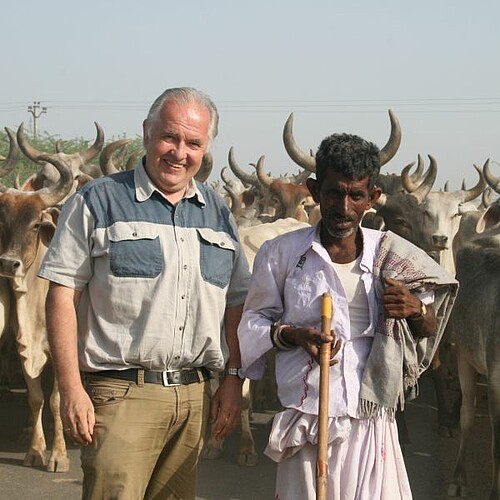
left=281, top=326, right=342, bottom=365
left=60, top=386, right=95, bottom=446
left=210, top=376, right=243, bottom=440
left=383, top=277, right=436, bottom=337
left=383, top=277, right=422, bottom=319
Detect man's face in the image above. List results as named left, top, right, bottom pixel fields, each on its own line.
left=142, top=100, right=210, bottom=199
left=307, top=170, right=381, bottom=240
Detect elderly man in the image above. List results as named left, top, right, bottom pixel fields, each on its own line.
left=238, top=132, right=458, bottom=499
left=39, top=87, right=250, bottom=499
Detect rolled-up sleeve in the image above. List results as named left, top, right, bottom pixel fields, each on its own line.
left=38, top=193, right=94, bottom=290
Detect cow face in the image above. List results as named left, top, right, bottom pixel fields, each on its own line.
left=0, top=193, right=57, bottom=279
left=374, top=192, right=433, bottom=253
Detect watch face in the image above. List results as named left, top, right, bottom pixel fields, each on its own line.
left=237, top=368, right=245, bottom=380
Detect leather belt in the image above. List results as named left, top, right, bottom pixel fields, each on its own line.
left=87, top=367, right=211, bottom=387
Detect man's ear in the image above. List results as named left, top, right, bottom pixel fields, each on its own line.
left=368, top=187, right=382, bottom=208
left=142, top=119, right=149, bottom=147
left=306, top=178, right=320, bottom=203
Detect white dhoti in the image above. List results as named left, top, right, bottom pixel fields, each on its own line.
left=266, top=409, right=412, bottom=500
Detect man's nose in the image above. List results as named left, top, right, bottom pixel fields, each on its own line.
left=336, top=195, right=349, bottom=213
left=171, top=142, right=186, bottom=160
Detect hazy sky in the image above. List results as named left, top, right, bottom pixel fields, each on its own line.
left=2, top=0, right=499, bottom=189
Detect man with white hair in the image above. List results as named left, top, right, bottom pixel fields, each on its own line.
left=40, top=87, right=250, bottom=499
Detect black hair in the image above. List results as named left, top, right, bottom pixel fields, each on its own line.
left=315, top=133, right=380, bottom=189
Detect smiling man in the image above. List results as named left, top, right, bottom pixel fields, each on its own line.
left=238, top=132, right=458, bottom=499
left=39, top=88, right=250, bottom=500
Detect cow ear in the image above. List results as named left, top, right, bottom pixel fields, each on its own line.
left=476, top=203, right=500, bottom=233
left=306, top=178, right=320, bottom=203
left=368, top=187, right=382, bottom=208
left=39, top=208, right=61, bottom=246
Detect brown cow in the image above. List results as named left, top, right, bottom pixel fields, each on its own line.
left=0, top=125, right=74, bottom=471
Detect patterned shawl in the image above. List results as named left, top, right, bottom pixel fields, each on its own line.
left=359, top=231, right=459, bottom=419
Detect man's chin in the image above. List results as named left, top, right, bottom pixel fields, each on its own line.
left=325, top=226, right=355, bottom=240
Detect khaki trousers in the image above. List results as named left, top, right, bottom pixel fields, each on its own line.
left=81, top=374, right=210, bottom=500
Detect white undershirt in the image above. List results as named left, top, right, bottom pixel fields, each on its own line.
left=331, top=254, right=370, bottom=338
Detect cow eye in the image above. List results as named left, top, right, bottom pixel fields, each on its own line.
left=395, top=218, right=408, bottom=228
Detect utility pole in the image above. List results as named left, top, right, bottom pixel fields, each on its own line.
left=27, top=101, right=47, bottom=138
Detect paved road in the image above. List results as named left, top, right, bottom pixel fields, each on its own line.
left=0, top=374, right=492, bottom=499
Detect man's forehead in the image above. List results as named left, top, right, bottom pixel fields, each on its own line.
left=322, top=170, right=371, bottom=188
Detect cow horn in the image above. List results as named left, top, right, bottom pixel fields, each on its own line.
left=479, top=187, right=492, bottom=210
left=483, top=159, right=500, bottom=195
left=222, top=183, right=241, bottom=219
left=294, top=168, right=311, bottom=184
left=228, top=147, right=258, bottom=187
left=403, top=155, right=437, bottom=203
left=462, top=163, right=486, bottom=202
left=99, top=139, right=132, bottom=176
left=79, top=122, right=105, bottom=163
left=0, top=128, right=20, bottom=178
left=16, top=123, right=73, bottom=206
left=34, top=155, right=74, bottom=207
left=194, top=152, right=213, bottom=183
left=378, top=110, right=401, bottom=166
left=18, top=121, right=104, bottom=167
left=410, top=153, right=425, bottom=183
left=126, top=151, right=142, bottom=171
left=283, top=113, right=316, bottom=173
left=373, top=192, right=387, bottom=208
left=17, top=122, right=45, bottom=161
left=255, top=155, right=273, bottom=188
left=220, top=166, right=233, bottom=185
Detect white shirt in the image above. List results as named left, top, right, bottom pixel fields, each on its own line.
left=238, top=224, right=432, bottom=418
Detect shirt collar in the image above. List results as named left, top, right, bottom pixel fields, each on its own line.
left=310, top=223, right=380, bottom=273
left=134, top=158, right=206, bottom=206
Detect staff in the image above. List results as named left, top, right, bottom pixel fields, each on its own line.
left=316, top=292, right=333, bottom=500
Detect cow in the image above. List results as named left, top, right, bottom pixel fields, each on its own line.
left=400, top=158, right=486, bottom=276
left=0, top=127, right=74, bottom=472
left=16, top=122, right=104, bottom=201
left=254, top=155, right=312, bottom=222
left=448, top=162, right=500, bottom=499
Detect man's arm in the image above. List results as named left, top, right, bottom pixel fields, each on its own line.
left=383, top=277, right=437, bottom=337
left=46, top=282, right=94, bottom=445
left=210, top=304, right=244, bottom=440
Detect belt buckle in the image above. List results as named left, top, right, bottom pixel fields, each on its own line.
left=161, top=370, right=182, bottom=387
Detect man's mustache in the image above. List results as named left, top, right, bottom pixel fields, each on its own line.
left=325, top=213, right=356, bottom=223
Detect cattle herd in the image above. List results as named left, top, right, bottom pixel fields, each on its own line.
left=0, top=111, right=499, bottom=498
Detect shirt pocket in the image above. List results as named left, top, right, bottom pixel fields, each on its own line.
left=197, top=228, right=235, bottom=288
left=107, top=224, right=163, bottom=278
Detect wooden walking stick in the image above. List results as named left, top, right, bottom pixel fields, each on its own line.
left=316, top=292, right=333, bottom=500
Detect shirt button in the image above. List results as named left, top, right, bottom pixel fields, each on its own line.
left=183, top=265, right=187, bottom=270
left=181, top=295, right=185, bottom=299
left=180, top=237, right=185, bottom=242
left=132, top=232, right=137, bottom=237
left=220, top=242, right=225, bottom=246
left=179, top=326, right=183, bottom=331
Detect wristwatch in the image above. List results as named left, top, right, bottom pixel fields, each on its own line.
left=410, top=301, right=427, bottom=320
left=224, top=367, right=245, bottom=380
